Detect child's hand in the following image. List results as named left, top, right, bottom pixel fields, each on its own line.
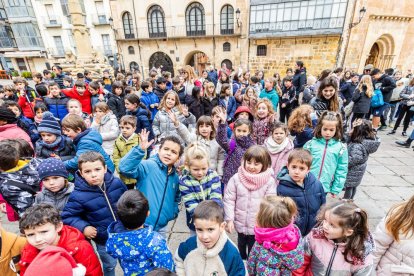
left=98, top=94, right=105, bottom=101
left=154, top=103, right=159, bottom=107
left=139, top=129, right=154, bottom=150
left=167, top=110, right=179, bottom=127
left=181, top=104, right=189, bottom=117
left=83, top=226, right=97, bottom=239
left=217, top=109, right=227, bottom=124
left=225, top=221, right=235, bottom=234
left=150, top=104, right=154, bottom=108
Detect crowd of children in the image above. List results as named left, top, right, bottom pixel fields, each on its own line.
left=0, top=63, right=412, bottom=276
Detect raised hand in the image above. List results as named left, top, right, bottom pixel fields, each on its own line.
left=139, top=129, right=154, bottom=150
left=167, top=110, right=179, bottom=126
left=181, top=104, right=189, bottom=117
left=217, top=108, right=227, bottom=124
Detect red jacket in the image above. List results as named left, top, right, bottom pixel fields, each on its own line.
left=61, top=85, right=102, bottom=114
left=17, top=87, right=40, bottom=119
left=19, top=225, right=103, bottom=276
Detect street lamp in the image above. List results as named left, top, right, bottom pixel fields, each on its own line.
left=349, top=6, right=367, bottom=28
left=235, top=8, right=241, bottom=27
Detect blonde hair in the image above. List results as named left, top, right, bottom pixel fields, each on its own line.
left=288, top=104, right=314, bottom=133
left=184, top=142, right=210, bottom=167
left=205, top=82, right=216, bottom=97
left=183, top=65, right=197, bottom=82
left=67, top=99, right=82, bottom=109
left=255, top=98, right=275, bottom=118
left=385, top=195, right=414, bottom=242
left=93, top=102, right=110, bottom=114
left=357, top=75, right=374, bottom=98
left=256, top=195, right=297, bottom=228
left=159, top=90, right=182, bottom=112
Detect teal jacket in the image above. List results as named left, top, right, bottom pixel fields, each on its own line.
left=119, top=147, right=180, bottom=231
left=303, top=138, right=348, bottom=195
left=259, top=88, right=279, bottom=111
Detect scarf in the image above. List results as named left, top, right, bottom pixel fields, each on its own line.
left=238, top=166, right=273, bottom=191
left=264, top=137, right=290, bottom=154
left=34, top=116, right=42, bottom=125
left=38, top=135, right=63, bottom=150
left=254, top=223, right=300, bottom=252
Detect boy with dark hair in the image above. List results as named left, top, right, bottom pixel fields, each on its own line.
left=340, top=73, right=359, bottom=106
left=154, top=77, right=168, bottom=101
left=162, top=71, right=173, bottom=90
left=62, top=151, right=127, bottom=276
left=174, top=200, right=245, bottom=276
left=88, top=81, right=103, bottom=109
left=19, top=204, right=102, bottom=276
left=61, top=80, right=104, bottom=114
left=61, top=114, right=115, bottom=172
left=4, top=100, right=39, bottom=143
left=106, top=190, right=174, bottom=275
left=13, top=77, right=40, bottom=119
left=140, top=81, right=159, bottom=120
left=42, top=70, right=53, bottom=84
left=63, top=76, right=73, bottom=89
left=172, top=77, right=186, bottom=104
left=250, top=75, right=261, bottom=96
left=84, top=70, right=93, bottom=83
left=32, top=72, right=45, bottom=92
left=43, top=82, right=69, bottom=120
left=279, top=76, right=296, bottom=122
left=277, top=148, right=326, bottom=236
left=102, top=69, right=113, bottom=92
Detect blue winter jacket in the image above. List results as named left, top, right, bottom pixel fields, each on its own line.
left=106, top=222, right=174, bottom=276
left=18, top=115, right=39, bottom=143
left=64, top=128, right=115, bottom=173
left=43, top=94, right=69, bottom=121
left=126, top=107, right=154, bottom=141
left=219, top=96, right=237, bottom=121
left=140, top=91, right=159, bottom=120
left=277, top=167, right=326, bottom=236
left=119, top=147, right=180, bottom=231
left=61, top=171, right=127, bottom=244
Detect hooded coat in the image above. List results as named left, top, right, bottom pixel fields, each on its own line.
left=91, top=112, right=119, bottom=156
left=259, top=88, right=279, bottom=112
left=106, top=93, right=126, bottom=120
left=113, top=133, right=140, bottom=185
left=0, top=227, right=27, bottom=276
left=34, top=182, right=74, bottom=212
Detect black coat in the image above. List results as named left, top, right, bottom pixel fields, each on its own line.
left=153, top=87, right=168, bottom=102
left=107, top=93, right=126, bottom=120
left=352, top=87, right=371, bottom=114
left=185, top=95, right=203, bottom=120
left=293, top=69, right=307, bottom=93
left=374, top=74, right=396, bottom=103
left=201, top=96, right=219, bottom=116
left=340, top=82, right=357, bottom=105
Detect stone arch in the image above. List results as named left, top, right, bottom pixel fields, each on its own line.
left=184, top=50, right=211, bottom=76
left=365, top=34, right=395, bottom=70
left=148, top=51, right=174, bottom=76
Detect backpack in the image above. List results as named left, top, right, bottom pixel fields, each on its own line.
left=371, top=88, right=384, bottom=108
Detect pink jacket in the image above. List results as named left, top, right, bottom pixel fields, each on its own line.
left=0, top=194, right=19, bottom=221
left=223, top=168, right=276, bottom=235
left=0, top=124, right=33, bottom=148
left=264, top=137, right=294, bottom=178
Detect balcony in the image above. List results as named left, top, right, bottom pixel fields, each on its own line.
left=14, top=36, right=44, bottom=51
left=48, top=48, right=65, bottom=58
left=114, top=24, right=240, bottom=40
left=5, top=6, right=35, bottom=20
left=91, top=14, right=110, bottom=26
left=43, top=17, right=62, bottom=28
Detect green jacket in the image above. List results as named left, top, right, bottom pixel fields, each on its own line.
left=303, top=137, right=348, bottom=195
left=113, top=133, right=140, bottom=185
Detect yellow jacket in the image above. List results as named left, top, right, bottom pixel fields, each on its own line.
left=113, top=133, right=140, bottom=185
left=0, top=227, right=27, bottom=276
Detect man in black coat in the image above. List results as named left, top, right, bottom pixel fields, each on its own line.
left=371, top=68, right=396, bottom=130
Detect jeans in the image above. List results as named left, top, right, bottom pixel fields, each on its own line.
left=343, top=187, right=357, bottom=200
left=237, top=233, right=255, bottom=260
left=96, top=243, right=117, bottom=276
left=279, top=107, right=292, bottom=123
left=393, top=105, right=414, bottom=132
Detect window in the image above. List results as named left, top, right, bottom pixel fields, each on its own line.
left=130, top=61, right=139, bottom=71
left=53, top=36, right=64, bottom=56
left=101, top=34, right=112, bottom=55
left=0, top=26, right=16, bottom=48
left=148, top=5, right=166, bottom=38
left=220, top=5, right=234, bottom=35
left=13, top=23, right=43, bottom=48
left=95, top=1, right=106, bottom=24
left=45, top=4, right=57, bottom=24
left=16, top=58, right=27, bottom=71
left=60, top=0, right=69, bottom=16
left=223, top=42, right=231, bottom=52
left=122, top=12, right=135, bottom=39
left=257, top=45, right=267, bottom=56
left=186, top=2, right=205, bottom=36
left=128, top=46, right=135, bottom=54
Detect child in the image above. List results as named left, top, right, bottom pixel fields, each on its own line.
left=153, top=91, right=196, bottom=142
left=3, top=84, right=18, bottom=102
left=20, top=204, right=102, bottom=276
left=91, top=102, right=119, bottom=156
left=223, top=145, right=276, bottom=260
left=211, top=105, right=232, bottom=139
left=201, top=82, right=219, bottom=116
left=277, top=149, right=326, bottom=236
left=185, top=86, right=203, bottom=120
left=172, top=76, right=186, bottom=104
left=216, top=109, right=255, bottom=186
left=303, top=111, right=348, bottom=197
left=66, top=99, right=91, bottom=128
left=140, top=80, right=159, bottom=120
left=14, top=77, right=40, bottom=119
left=179, top=143, right=222, bottom=233
left=280, top=76, right=297, bottom=123
left=218, top=83, right=237, bottom=122
left=247, top=195, right=304, bottom=275
left=294, top=201, right=374, bottom=275
left=62, top=80, right=103, bottom=115
left=344, top=119, right=380, bottom=199
left=119, top=131, right=183, bottom=236
left=62, top=114, right=115, bottom=173
left=125, top=93, right=154, bottom=139
left=61, top=151, right=127, bottom=275
left=174, top=200, right=245, bottom=276
left=35, top=158, right=74, bottom=211
left=259, top=77, right=279, bottom=112
left=288, top=104, right=317, bottom=148
left=63, top=76, right=73, bottom=89
left=107, top=190, right=174, bottom=275
left=43, top=82, right=69, bottom=121
left=241, top=86, right=258, bottom=115
left=113, top=115, right=140, bottom=190
left=4, top=100, right=39, bottom=143
left=33, top=102, right=47, bottom=127
left=35, top=112, right=75, bottom=161
left=229, top=105, right=254, bottom=131
left=372, top=194, right=414, bottom=275
left=154, top=77, right=168, bottom=101
left=102, top=69, right=113, bottom=92
left=88, top=81, right=104, bottom=110
left=107, top=81, right=126, bottom=120
left=0, top=107, right=32, bottom=147
left=175, top=115, right=225, bottom=177
left=252, top=98, right=277, bottom=145
left=264, top=122, right=294, bottom=177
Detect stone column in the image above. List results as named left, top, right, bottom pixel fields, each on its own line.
left=68, top=0, right=93, bottom=63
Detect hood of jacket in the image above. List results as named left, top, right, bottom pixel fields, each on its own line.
left=100, top=112, right=117, bottom=125
left=73, top=128, right=102, bottom=146
left=360, top=138, right=381, bottom=154
left=41, top=182, right=74, bottom=199
left=74, top=171, right=115, bottom=193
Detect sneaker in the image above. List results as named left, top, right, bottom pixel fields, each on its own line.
left=378, top=125, right=388, bottom=131
left=396, top=140, right=411, bottom=148
left=402, top=131, right=407, bottom=137
left=387, top=130, right=396, bottom=135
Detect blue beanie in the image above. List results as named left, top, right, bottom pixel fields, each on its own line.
left=38, top=111, right=61, bottom=136
left=37, top=158, right=69, bottom=181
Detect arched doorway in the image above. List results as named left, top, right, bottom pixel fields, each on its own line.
left=365, top=43, right=379, bottom=67
left=185, top=51, right=210, bottom=76
left=148, top=52, right=174, bottom=76
left=129, top=61, right=139, bottom=72
left=364, top=34, right=395, bottom=70
left=221, top=59, right=233, bottom=71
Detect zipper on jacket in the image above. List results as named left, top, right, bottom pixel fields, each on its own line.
left=99, top=183, right=117, bottom=221
left=325, top=243, right=338, bottom=276
left=153, top=173, right=169, bottom=230
left=318, top=140, right=329, bottom=180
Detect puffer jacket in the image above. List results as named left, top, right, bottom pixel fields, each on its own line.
left=17, top=115, right=39, bottom=143
left=223, top=169, right=276, bottom=235
left=352, top=87, right=372, bottom=114
left=107, top=93, right=126, bottom=120
left=64, top=128, right=115, bottom=173
left=0, top=227, right=27, bottom=276
left=153, top=86, right=168, bottom=102
left=252, top=114, right=277, bottom=145
left=259, top=88, right=279, bottom=111
left=140, top=91, right=159, bottom=120
left=34, top=182, right=74, bottom=212
left=152, top=108, right=196, bottom=142
left=303, top=137, right=348, bottom=195
left=113, top=133, right=140, bottom=185
left=185, top=95, right=204, bottom=120
left=345, top=138, right=380, bottom=188
left=0, top=124, right=33, bottom=148
left=294, top=227, right=374, bottom=276
left=35, top=135, right=76, bottom=161
left=43, top=93, right=69, bottom=121
left=201, top=96, right=219, bottom=116
left=264, top=137, right=294, bottom=177
left=373, top=218, right=414, bottom=275
left=127, top=107, right=154, bottom=141
left=61, top=171, right=127, bottom=245
left=176, top=123, right=225, bottom=176
left=91, top=113, right=119, bottom=156
left=277, top=167, right=326, bottom=236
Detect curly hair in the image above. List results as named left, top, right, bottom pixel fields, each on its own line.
left=288, top=104, right=314, bottom=133
left=255, top=98, right=275, bottom=118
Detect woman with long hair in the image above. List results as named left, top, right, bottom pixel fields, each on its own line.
left=351, top=75, right=373, bottom=123
left=182, top=65, right=202, bottom=96
left=310, top=76, right=341, bottom=117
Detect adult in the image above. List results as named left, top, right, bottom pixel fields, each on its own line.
left=388, top=78, right=414, bottom=136
left=395, top=129, right=414, bottom=149
left=361, top=64, right=374, bottom=79
left=370, top=68, right=396, bottom=130
left=387, top=70, right=408, bottom=127
left=52, top=65, right=66, bottom=89
left=314, top=69, right=332, bottom=93
left=292, top=60, right=307, bottom=94
left=340, top=73, right=359, bottom=106
left=182, top=65, right=201, bottom=96
left=310, top=76, right=342, bottom=117
left=207, top=65, right=218, bottom=86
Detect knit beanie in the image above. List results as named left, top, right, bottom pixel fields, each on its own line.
left=0, top=106, right=17, bottom=123
left=37, top=157, right=69, bottom=181
left=38, top=111, right=61, bottom=135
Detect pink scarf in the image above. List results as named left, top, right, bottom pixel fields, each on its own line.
left=238, top=166, right=273, bottom=191
left=254, top=223, right=300, bottom=252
